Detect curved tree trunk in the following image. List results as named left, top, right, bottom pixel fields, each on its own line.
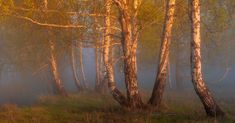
left=44, top=0, right=67, bottom=97
left=103, top=0, right=128, bottom=107
left=71, top=41, right=84, bottom=91
left=190, top=0, right=224, bottom=117
left=148, top=0, right=176, bottom=109
left=79, top=42, right=87, bottom=89
left=49, top=40, right=68, bottom=97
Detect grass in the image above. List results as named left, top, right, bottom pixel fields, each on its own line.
left=0, top=91, right=234, bottom=123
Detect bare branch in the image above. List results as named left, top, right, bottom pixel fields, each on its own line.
left=12, top=15, right=86, bottom=28
left=98, top=26, right=122, bottom=32
left=14, top=7, right=117, bottom=19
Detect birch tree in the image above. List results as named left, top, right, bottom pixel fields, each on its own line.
left=44, top=0, right=67, bottom=96
left=71, top=40, right=84, bottom=91
left=113, top=0, right=144, bottom=109
left=190, top=0, right=224, bottom=117
left=103, top=0, right=128, bottom=106
left=148, top=0, right=176, bottom=109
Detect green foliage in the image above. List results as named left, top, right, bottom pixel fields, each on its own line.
left=0, top=0, right=234, bottom=74
left=0, top=0, right=14, bottom=13
left=0, top=0, right=90, bottom=72
left=138, top=0, right=234, bottom=65
left=22, top=0, right=36, bottom=8
left=138, top=0, right=164, bottom=27
left=0, top=0, right=14, bottom=21
left=202, top=0, right=231, bottom=32
left=137, top=0, right=164, bottom=64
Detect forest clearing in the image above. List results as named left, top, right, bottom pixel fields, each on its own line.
left=0, top=0, right=235, bottom=122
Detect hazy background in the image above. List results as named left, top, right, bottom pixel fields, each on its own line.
left=0, top=23, right=234, bottom=106
left=0, top=1, right=234, bottom=107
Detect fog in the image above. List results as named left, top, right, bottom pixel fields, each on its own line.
left=0, top=33, right=234, bottom=106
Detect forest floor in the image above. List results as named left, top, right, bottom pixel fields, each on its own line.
left=0, top=91, right=234, bottom=123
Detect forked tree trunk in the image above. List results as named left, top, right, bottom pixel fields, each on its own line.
left=49, top=40, right=68, bottom=96
left=44, top=0, right=67, bottom=96
left=71, top=41, right=84, bottom=91
left=115, top=0, right=143, bottom=109
left=190, top=0, right=224, bottom=117
left=103, top=0, right=127, bottom=106
left=148, top=0, right=176, bottom=109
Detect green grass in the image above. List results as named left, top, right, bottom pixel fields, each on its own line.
left=0, top=91, right=234, bottom=123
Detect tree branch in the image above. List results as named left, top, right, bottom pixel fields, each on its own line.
left=12, top=15, right=86, bottom=29
left=14, top=7, right=117, bottom=19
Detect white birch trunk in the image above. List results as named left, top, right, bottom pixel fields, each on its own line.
left=190, top=0, right=224, bottom=117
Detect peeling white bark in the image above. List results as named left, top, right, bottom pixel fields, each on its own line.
left=104, top=0, right=127, bottom=106
left=190, top=0, right=224, bottom=117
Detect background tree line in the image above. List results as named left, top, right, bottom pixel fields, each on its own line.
left=0, top=0, right=235, bottom=117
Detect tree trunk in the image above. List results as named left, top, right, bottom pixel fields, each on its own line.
left=100, top=46, right=108, bottom=93
left=190, top=0, right=224, bottom=117
left=117, top=0, right=143, bottom=109
left=95, top=46, right=108, bottom=93
left=79, top=42, right=87, bottom=89
left=93, top=11, right=107, bottom=93
left=43, top=0, right=67, bottom=96
left=148, top=0, right=176, bottom=109
left=95, top=46, right=101, bottom=91
left=49, top=40, right=68, bottom=96
left=123, top=45, right=143, bottom=109
left=103, top=0, right=128, bottom=106
left=71, top=40, right=84, bottom=91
